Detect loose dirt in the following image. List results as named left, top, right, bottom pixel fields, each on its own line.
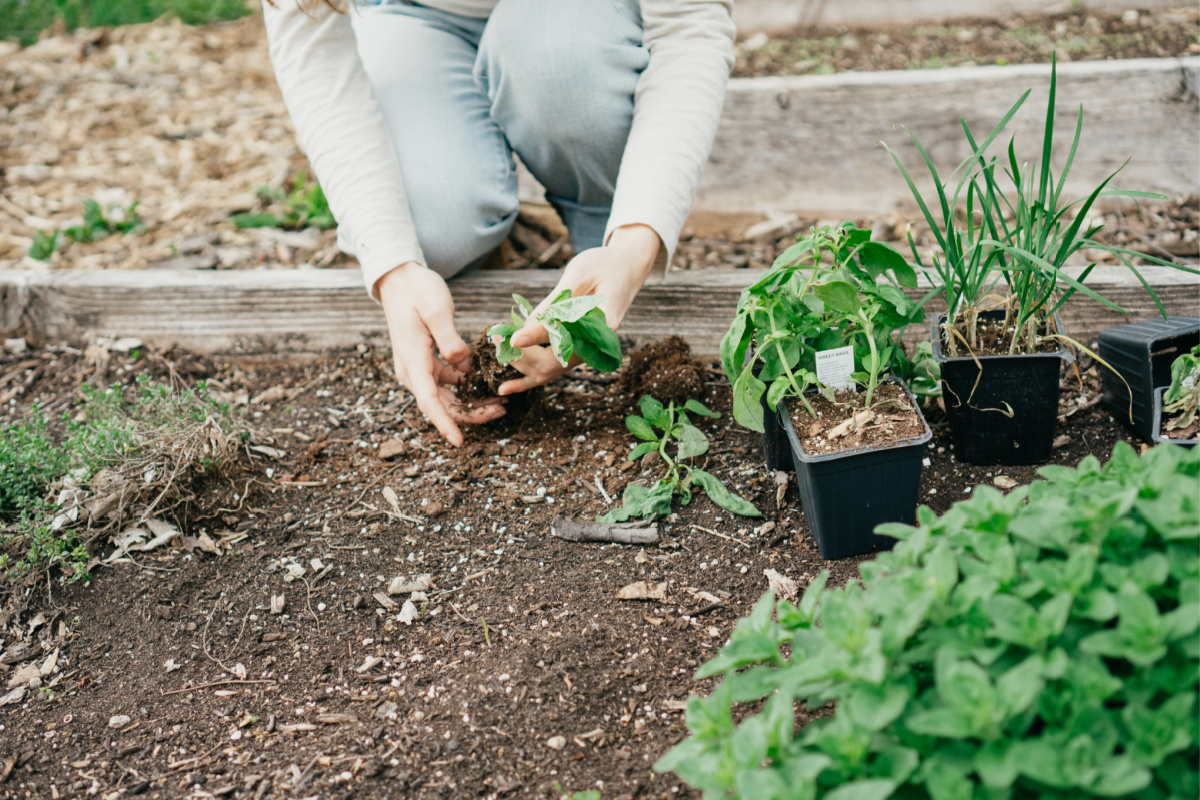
left=788, top=381, right=927, bottom=456
left=0, top=340, right=1147, bottom=799
left=942, top=312, right=1063, bottom=357
left=733, top=7, right=1200, bottom=77
left=617, top=337, right=705, bottom=408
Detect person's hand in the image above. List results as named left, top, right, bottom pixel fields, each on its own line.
left=499, top=224, right=661, bottom=395
left=377, top=262, right=505, bottom=446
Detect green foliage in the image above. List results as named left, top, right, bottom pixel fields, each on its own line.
left=1163, top=344, right=1200, bottom=433
left=489, top=290, right=622, bottom=373
left=232, top=171, right=336, bottom=231
left=1, top=0, right=249, bottom=46
left=720, top=222, right=924, bottom=433
left=658, top=442, right=1200, bottom=800
left=0, top=375, right=231, bottom=580
left=600, top=396, right=761, bottom=523
left=27, top=199, right=143, bottom=261
left=883, top=55, right=1194, bottom=357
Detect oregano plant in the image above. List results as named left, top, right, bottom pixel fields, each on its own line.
left=656, top=441, right=1199, bottom=800
left=489, top=291, right=622, bottom=373
left=600, top=396, right=762, bottom=523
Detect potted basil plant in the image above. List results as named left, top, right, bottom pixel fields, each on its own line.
left=883, top=54, right=1195, bottom=465
left=721, top=223, right=931, bottom=559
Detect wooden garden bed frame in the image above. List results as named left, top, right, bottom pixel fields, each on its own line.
left=2, top=266, right=1195, bottom=360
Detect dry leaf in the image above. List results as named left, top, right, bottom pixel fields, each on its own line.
left=616, top=581, right=667, bottom=601
left=388, top=574, right=432, bottom=595
left=993, top=475, right=1019, bottom=490
left=270, top=594, right=286, bottom=615
left=764, top=568, right=798, bottom=601
left=378, top=438, right=407, bottom=460
left=397, top=600, right=419, bottom=625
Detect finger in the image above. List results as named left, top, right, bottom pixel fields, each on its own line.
left=434, top=361, right=468, bottom=386
left=497, top=373, right=550, bottom=396
left=444, top=387, right=508, bottom=425
left=423, top=308, right=472, bottom=371
left=509, top=320, right=549, bottom=349
left=407, top=368, right=464, bottom=447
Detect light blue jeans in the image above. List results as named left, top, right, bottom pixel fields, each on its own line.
left=347, top=0, right=648, bottom=277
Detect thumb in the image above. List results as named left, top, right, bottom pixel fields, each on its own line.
left=510, top=319, right=549, bottom=349
left=424, top=308, right=472, bottom=371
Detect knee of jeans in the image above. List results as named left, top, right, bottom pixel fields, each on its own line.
left=415, top=201, right=516, bottom=278
left=482, top=5, right=642, bottom=148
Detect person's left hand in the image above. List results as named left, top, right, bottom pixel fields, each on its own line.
left=498, top=224, right=661, bottom=396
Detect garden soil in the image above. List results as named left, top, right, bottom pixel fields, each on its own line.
left=0, top=340, right=1145, bottom=799
left=789, top=381, right=927, bottom=455
left=616, top=336, right=705, bottom=408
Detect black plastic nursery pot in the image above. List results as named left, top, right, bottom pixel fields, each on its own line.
left=760, top=386, right=792, bottom=472
left=931, top=310, right=1070, bottom=466
left=1098, top=316, right=1200, bottom=442
left=1151, top=387, right=1198, bottom=449
left=778, top=379, right=932, bottom=560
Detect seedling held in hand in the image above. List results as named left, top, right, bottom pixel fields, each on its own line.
left=489, top=291, right=622, bottom=373
left=600, top=396, right=762, bottom=523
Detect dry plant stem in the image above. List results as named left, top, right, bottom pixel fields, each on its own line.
left=160, top=679, right=276, bottom=697
left=202, top=597, right=251, bottom=674
left=689, top=524, right=750, bottom=548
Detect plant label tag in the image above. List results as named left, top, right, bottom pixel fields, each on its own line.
left=815, top=346, right=855, bottom=390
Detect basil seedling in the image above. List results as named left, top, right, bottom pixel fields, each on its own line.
left=488, top=291, right=622, bottom=373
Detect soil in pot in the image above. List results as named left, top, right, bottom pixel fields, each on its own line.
left=458, top=330, right=542, bottom=418
left=618, top=335, right=705, bottom=406
left=933, top=309, right=1069, bottom=466
left=942, top=310, right=1060, bottom=357
left=789, top=382, right=926, bottom=455
left=780, top=379, right=932, bottom=560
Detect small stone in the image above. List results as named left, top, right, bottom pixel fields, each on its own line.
left=1052, top=434, right=1071, bottom=449
left=378, top=438, right=407, bottom=460
left=546, top=735, right=567, bottom=750
left=108, top=714, right=132, bottom=729
left=3, top=338, right=27, bottom=354
left=993, top=475, right=1019, bottom=490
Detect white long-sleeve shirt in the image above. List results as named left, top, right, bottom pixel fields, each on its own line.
left=262, top=0, right=735, bottom=298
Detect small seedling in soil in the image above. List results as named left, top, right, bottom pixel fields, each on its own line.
left=231, top=170, right=336, bottom=231
left=1163, top=344, right=1200, bottom=437
left=489, top=291, right=622, bottom=373
left=600, top=396, right=762, bottom=522
left=28, top=199, right=143, bottom=261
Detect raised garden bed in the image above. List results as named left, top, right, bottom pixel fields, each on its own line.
left=0, top=338, right=1153, bottom=799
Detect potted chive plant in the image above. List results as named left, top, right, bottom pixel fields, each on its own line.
left=721, top=223, right=931, bottom=559
left=883, top=55, right=1194, bottom=465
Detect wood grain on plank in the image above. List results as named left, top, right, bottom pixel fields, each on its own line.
left=2, top=267, right=1196, bottom=360
left=700, top=58, right=1199, bottom=215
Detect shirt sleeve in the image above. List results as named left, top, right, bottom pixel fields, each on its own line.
left=604, top=0, right=736, bottom=278
left=262, top=1, right=426, bottom=299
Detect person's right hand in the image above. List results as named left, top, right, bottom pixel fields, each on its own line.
left=377, top=262, right=505, bottom=447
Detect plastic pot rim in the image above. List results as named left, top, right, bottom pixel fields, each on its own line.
left=930, top=310, right=1074, bottom=365
left=778, top=377, right=933, bottom=464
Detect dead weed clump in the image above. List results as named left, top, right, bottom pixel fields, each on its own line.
left=0, top=372, right=248, bottom=591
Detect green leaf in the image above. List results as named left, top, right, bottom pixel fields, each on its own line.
left=627, top=441, right=657, bottom=462
left=720, top=312, right=752, bottom=383
left=487, top=322, right=521, bottom=365
left=563, top=308, right=622, bottom=373
left=626, top=415, right=658, bottom=442
left=859, top=240, right=918, bottom=288
left=512, top=293, right=533, bottom=318
left=598, top=481, right=674, bottom=523
left=823, top=779, right=897, bottom=800
left=674, top=424, right=710, bottom=461
left=541, top=293, right=604, bottom=324
left=766, top=376, right=792, bottom=412
left=544, top=319, right=574, bottom=367
left=732, top=365, right=767, bottom=433
left=638, top=396, right=671, bottom=429
left=688, top=469, right=762, bottom=518
left=683, top=399, right=720, bottom=418
left=814, top=280, right=861, bottom=314
left=844, top=681, right=911, bottom=732
left=231, top=212, right=283, bottom=229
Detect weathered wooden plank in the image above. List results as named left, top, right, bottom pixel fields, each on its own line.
left=733, top=0, right=1183, bottom=33
left=1, top=267, right=1195, bottom=361
left=697, top=58, right=1200, bottom=216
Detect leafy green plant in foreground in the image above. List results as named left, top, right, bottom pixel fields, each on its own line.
left=657, top=441, right=1199, bottom=799
left=489, top=291, right=622, bottom=373
left=1, top=0, right=249, bottom=46
left=232, top=170, right=336, bottom=231
left=1163, top=344, right=1200, bottom=433
left=600, top=396, right=761, bottom=522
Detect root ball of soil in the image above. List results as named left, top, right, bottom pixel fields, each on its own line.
left=459, top=331, right=541, bottom=419
left=618, top=336, right=706, bottom=407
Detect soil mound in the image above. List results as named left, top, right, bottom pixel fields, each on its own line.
left=618, top=336, right=706, bottom=406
